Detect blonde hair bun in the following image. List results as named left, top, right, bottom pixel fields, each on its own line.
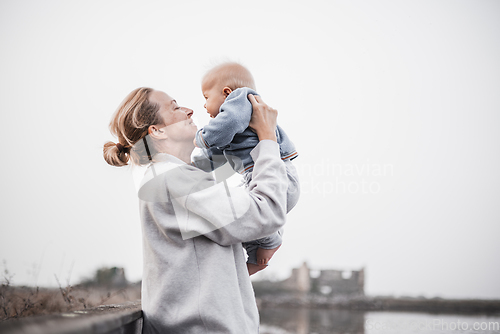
left=103, top=141, right=130, bottom=167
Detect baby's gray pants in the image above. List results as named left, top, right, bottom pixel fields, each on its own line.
left=242, top=161, right=300, bottom=265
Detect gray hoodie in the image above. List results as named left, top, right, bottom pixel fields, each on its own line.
left=139, top=140, right=288, bottom=333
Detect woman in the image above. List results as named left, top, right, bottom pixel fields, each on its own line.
left=103, top=88, right=288, bottom=333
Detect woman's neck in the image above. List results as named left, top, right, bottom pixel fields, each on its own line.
left=162, top=142, right=194, bottom=164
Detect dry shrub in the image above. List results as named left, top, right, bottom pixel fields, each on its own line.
left=0, top=263, right=141, bottom=321
left=0, top=282, right=141, bottom=321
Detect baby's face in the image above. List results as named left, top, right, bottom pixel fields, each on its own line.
left=202, top=81, right=227, bottom=119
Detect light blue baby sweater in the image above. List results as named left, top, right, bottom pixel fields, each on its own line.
left=194, top=87, right=298, bottom=174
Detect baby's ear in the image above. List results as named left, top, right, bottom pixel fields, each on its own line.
left=222, top=87, right=232, bottom=97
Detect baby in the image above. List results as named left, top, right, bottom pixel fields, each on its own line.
left=192, top=62, right=300, bottom=275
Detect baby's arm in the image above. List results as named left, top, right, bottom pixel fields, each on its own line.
left=195, top=88, right=256, bottom=149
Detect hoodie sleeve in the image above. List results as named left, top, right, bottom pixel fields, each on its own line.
left=140, top=140, right=287, bottom=246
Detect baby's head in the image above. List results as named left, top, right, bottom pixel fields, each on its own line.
left=201, top=62, right=256, bottom=118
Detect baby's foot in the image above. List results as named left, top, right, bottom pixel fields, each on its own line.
left=256, top=244, right=281, bottom=266
left=247, top=263, right=266, bottom=276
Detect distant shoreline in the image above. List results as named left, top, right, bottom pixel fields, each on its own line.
left=256, top=295, right=500, bottom=314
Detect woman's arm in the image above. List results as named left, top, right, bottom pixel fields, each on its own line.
left=166, top=140, right=287, bottom=245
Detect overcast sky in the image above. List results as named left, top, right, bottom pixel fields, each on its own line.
left=0, top=0, right=499, bottom=299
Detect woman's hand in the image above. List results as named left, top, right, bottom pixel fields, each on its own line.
left=248, top=94, right=278, bottom=142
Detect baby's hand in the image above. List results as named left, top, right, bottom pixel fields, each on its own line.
left=193, top=138, right=198, bottom=148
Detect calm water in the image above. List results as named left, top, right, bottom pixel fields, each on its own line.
left=259, top=308, right=500, bottom=334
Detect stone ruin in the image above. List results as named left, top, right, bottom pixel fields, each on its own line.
left=255, top=262, right=365, bottom=297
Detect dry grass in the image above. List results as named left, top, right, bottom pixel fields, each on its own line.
left=0, top=272, right=141, bottom=321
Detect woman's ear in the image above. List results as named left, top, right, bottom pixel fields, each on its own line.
left=148, top=124, right=168, bottom=139
left=222, top=87, right=232, bottom=97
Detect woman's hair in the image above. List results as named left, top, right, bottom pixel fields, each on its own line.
left=103, top=87, right=164, bottom=167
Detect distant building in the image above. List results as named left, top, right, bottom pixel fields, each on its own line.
left=254, top=262, right=365, bottom=297
left=80, top=267, right=128, bottom=288
left=95, top=267, right=128, bottom=287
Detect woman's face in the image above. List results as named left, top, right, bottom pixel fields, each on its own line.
left=149, top=90, right=197, bottom=142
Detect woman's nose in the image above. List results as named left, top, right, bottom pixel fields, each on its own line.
left=184, top=107, right=194, bottom=118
